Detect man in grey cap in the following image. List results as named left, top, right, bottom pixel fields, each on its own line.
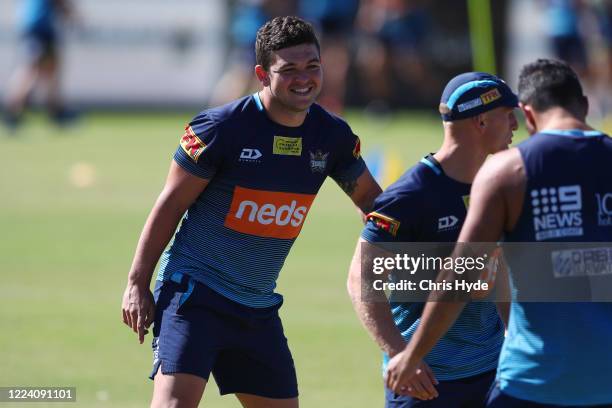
left=348, top=72, right=518, bottom=407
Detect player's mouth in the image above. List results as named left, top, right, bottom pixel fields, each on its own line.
left=290, top=86, right=314, bottom=96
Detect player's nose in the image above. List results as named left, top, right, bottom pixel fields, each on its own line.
left=293, top=69, right=315, bottom=84
left=510, top=111, right=519, bottom=131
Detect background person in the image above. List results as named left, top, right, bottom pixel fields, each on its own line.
left=3, top=0, right=76, bottom=130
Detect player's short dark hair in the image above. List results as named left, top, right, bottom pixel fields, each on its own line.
left=518, top=59, right=586, bottom=112
left=255, top=16, right=320, bottom=70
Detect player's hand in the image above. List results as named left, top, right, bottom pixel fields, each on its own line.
left=385, top=350, right=438, bottom=400
left=122, top=283, right=155, bottom=344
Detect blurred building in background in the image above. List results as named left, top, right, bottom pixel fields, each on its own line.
left=0, top=0, right=610, bottom=119
left=0, top=0, right=227, bottom=109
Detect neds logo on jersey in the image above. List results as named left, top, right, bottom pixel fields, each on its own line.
left=531, top=185, right=583, bottom=241
left=224, top=186, right=315, bottom=239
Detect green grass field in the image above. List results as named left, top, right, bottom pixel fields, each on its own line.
left=0, top=110, right=528, bottom=407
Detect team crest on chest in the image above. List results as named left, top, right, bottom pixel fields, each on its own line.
left=309, top=150, right=329, bottom=173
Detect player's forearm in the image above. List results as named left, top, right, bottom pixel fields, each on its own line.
left=127, top=193, right=186, bottom=287
left=356, top=189, right=381, bottom=215
left=347, top=170, right=382, bottom=216
left=350, top=296, right=406, bottom=356
left=348, top=255, right=405, bottom=356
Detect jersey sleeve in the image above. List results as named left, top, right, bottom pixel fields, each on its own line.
left=361, top=189, right=420, bottom=243
left=329, top=127, right=367, bottom=185
left=173, top=112, right=225, bottom=179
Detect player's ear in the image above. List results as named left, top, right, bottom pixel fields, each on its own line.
left=473, top=114, right=487, bottom=133
left=520, top=102, right=538, bottom=135
left=255, top=65, right=270, bottom=86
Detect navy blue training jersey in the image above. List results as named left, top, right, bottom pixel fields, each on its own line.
left=501, top=129, right=612, bottom=405
left=158, top=93, right=366, bottom=307
left=362, top=155, right=504, bottom=380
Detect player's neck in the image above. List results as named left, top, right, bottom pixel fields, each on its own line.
left=259, top=90, right=308, bottom=127
left=434, top=141, right=487, bottom=184
left=535, top=107, right=592, bottom=132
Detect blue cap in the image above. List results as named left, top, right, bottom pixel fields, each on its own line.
left=439, top=72, right=518, bottom=122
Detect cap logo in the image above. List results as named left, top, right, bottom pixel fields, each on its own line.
left=481, top=88, right=501, bottom=105
left=457, top=97, right=483, bottom=112
left=442, top=78, right=515, bottom=121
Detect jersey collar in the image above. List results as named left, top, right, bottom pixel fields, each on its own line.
left=420, top=153, right=444, bottom=176
left=540, top=129, right=604, bottom=138
left=252, top=92, right=264, bottom=111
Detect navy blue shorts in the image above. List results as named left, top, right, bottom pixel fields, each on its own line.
left=385, top=370, right=495, bottom=408
left=486, top=383, right=612, bottom=408
left=149, top=272, right=298, bottom=399
left=22, top=30, right=57, bottom=63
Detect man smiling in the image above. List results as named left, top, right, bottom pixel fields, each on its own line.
left=121, top=16, right=380, bottom=408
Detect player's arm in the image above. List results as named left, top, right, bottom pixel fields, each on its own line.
left=337, top=168, right=382, bottom=219
left=122, top=162, right=209, bottom=344
left=495, top=255, right=511, bottom=328
left=347, top=238, right=406, bottom=356
left=347, top=237, right=438, bottom=400
left=330, top=130, right=382, bottom=219
left=469, top=247, right=511, bottom=327
left=385, top=149, right=525, bottom=394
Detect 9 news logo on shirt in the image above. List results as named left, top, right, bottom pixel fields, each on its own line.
left=531, top=185, right=583, bottom=241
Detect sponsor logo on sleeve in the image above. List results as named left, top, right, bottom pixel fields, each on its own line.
left=367, top=212, right=400, bottom=237
left=273, top=136, right=302, bottom=156
left=224, top=186, right=315, bottom=239
left=531, top=185, right=583, bottom=241
left=353, top=137, right=361, bottom=159
left=180, top=126, right=207, bottom=162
